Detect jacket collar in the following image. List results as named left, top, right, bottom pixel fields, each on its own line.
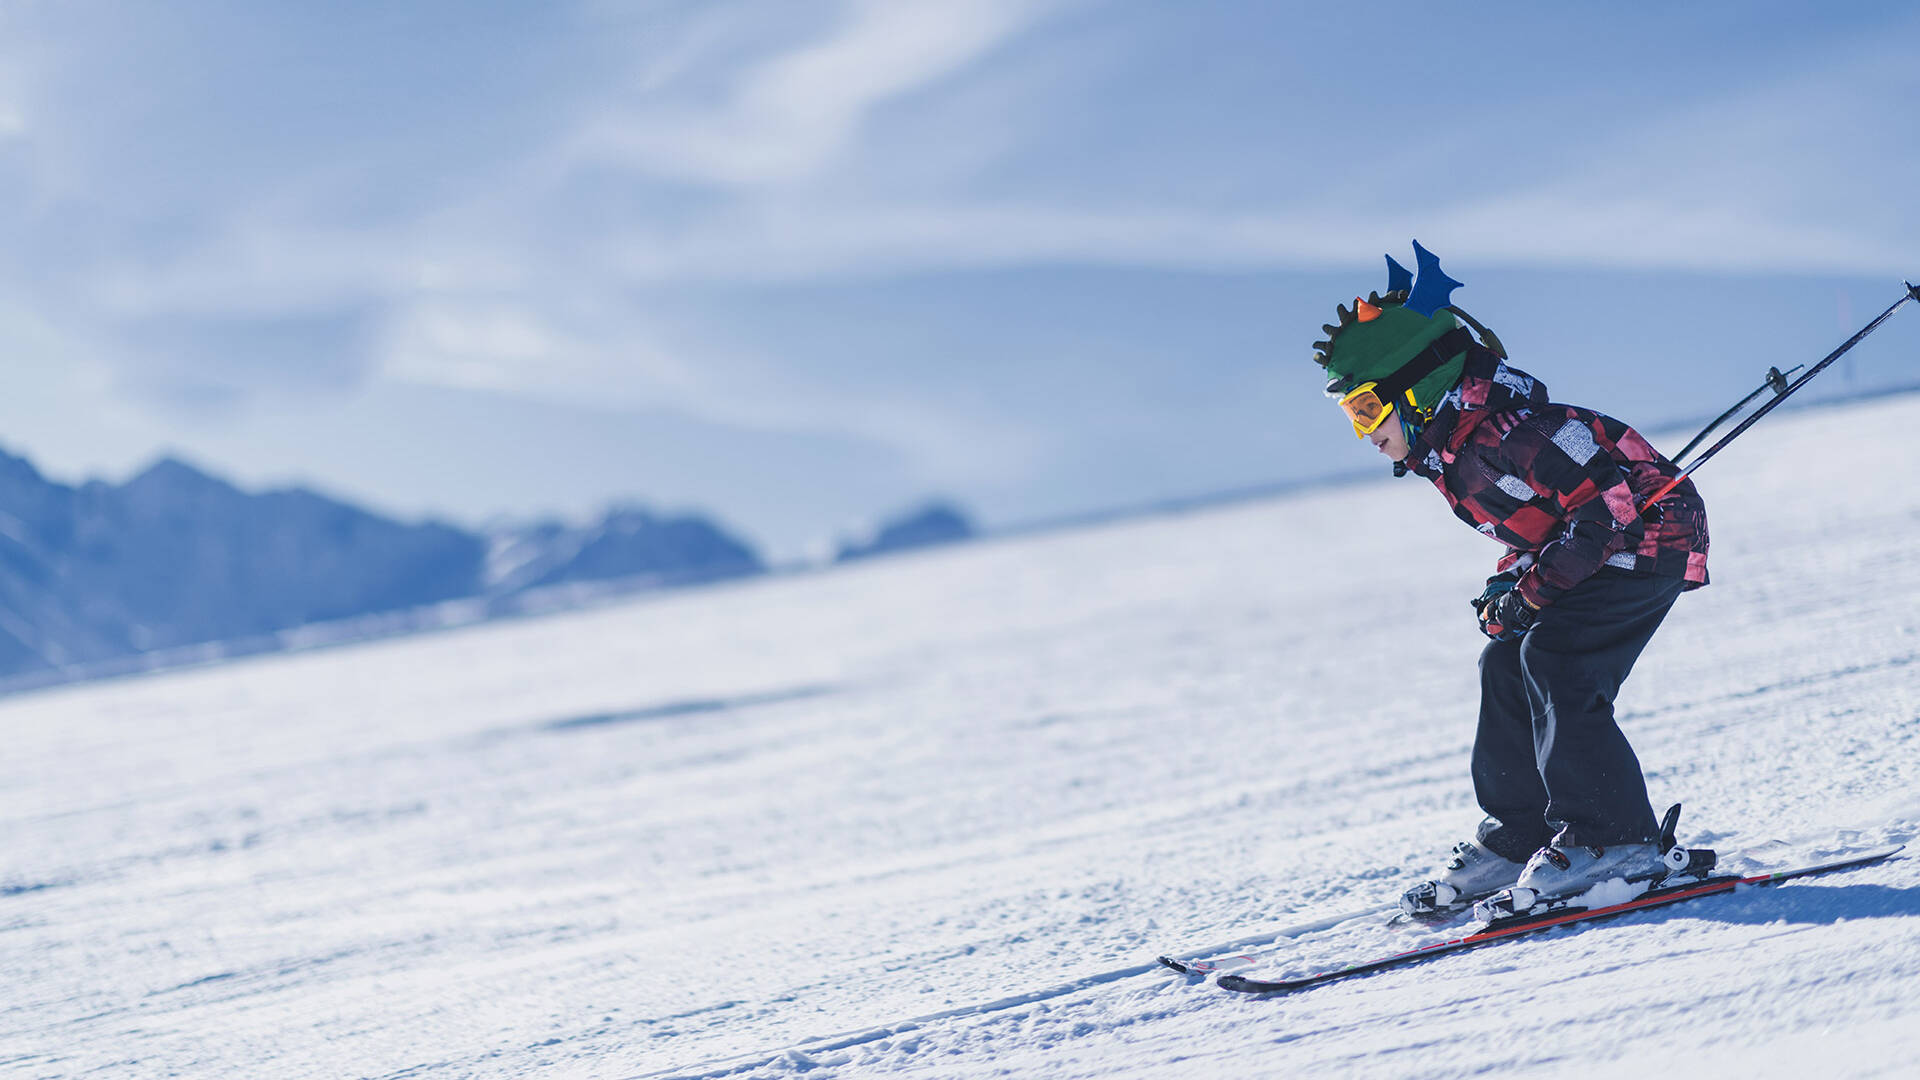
left=1405, top=348, right=1548, bottom=479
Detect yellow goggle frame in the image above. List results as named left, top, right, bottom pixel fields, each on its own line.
left=1338, top=383, right=1394, bottom=437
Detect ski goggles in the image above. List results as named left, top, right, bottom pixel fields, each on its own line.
left=1334, top=382, right=1395, bottom=438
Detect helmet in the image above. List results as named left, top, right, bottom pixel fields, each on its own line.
left=1315, top=241, right=1502, bottom=438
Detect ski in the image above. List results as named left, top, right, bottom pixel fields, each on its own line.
left=1157, top=898, right=1490, bottom=976
left=1214, top=845, right=1902, bottom=995
left=1156, top=903, right=1396, bottom=976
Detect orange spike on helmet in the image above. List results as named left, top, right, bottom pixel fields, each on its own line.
left=1355, top=297, right=1382, bottom=323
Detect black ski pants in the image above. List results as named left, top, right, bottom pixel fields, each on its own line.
left=1472, top=569, right=1686, bottom=862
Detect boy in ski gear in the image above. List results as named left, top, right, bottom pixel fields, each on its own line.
left=1316, top=243, right=1709, bottom=907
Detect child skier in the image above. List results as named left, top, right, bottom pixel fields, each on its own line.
left=1314, top=243, right=1710, bottom=913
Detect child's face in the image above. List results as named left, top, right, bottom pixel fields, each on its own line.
left=1368, top=417, right=1410, bottom=462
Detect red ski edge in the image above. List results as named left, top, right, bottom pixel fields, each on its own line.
left=1215, top=845, right=1903, bottom=995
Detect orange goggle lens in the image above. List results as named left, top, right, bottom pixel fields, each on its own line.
left=1339, top=383, right=1393, bottom=437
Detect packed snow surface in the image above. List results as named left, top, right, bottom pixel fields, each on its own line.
left=5, top=393, right=1920, bottom=1079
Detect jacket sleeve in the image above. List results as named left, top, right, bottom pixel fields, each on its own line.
left=1501, top=412, right=1644, bottom=608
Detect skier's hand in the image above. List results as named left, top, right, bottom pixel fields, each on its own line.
left=1479, top=589, right=1539, bottom=641
left=1469, top=572, right=1521, bottom=615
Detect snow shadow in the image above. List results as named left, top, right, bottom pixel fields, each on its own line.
left=538, top=684, right=836, bottom=734
left=1, top=878, right=71, bottom=898
left=1686, top=881, right=1920, bottom=927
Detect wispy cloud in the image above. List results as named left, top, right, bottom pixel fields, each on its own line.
left=572, top=0, right=1063, bottom=188
left=376, top=292, right=1042, bottom=483
left=554, top=3, right=1916, bottom=280
left=1422, top=30, right=1919, bottom=277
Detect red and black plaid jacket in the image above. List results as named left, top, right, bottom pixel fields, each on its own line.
left=1405, top=347, right=1709, bottom=608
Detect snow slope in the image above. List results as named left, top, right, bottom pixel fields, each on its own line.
left=4, top=392, right=1919, bottom=1079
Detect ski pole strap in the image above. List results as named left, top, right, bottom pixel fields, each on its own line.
left=1639, top=282, right=1920, bottom=516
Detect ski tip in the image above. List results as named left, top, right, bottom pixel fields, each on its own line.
left=1159, top=955, right=1207, bottom=976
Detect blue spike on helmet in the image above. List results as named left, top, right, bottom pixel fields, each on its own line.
left=1403, top=239, right=1463, bottom=318
left=1385, top=254, right=1413, bottom=294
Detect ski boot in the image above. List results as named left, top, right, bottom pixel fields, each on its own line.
left=1399, top=837, right=1528, bottom=921
left=1472, top=804, right=1716, bottom=923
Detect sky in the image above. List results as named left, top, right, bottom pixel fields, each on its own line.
left=0, top=0, right=1915, bottom=560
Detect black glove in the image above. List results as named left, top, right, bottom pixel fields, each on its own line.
left=1479, top=588, right=1539, bottom=641
left=1469, top=572, right=1521, bottom=616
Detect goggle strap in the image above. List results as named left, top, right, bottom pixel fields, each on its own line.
left=1370, top=327, right=1474, bottom=416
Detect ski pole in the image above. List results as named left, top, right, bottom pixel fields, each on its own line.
left=1671, top=363, right=1800, bottom=467
left=1641, top=280, right=1920, bottom=513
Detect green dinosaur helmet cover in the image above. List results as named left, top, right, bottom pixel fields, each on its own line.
left=1314, top=244, right=1492, bottom=426
left=1318, top=298, right=1464, bottom=420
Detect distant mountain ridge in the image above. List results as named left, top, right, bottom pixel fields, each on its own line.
left=0, top=447, right=766, bottom=680
left=835, top=502, right=975, bottom=563
left=485, top=508, right=762, bottom=593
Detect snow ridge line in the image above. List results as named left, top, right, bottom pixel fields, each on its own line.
left=632, top=903, right=1388, bottom=1079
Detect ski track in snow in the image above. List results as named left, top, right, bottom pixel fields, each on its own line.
left=3, top=393, right=1920, bottom=1078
